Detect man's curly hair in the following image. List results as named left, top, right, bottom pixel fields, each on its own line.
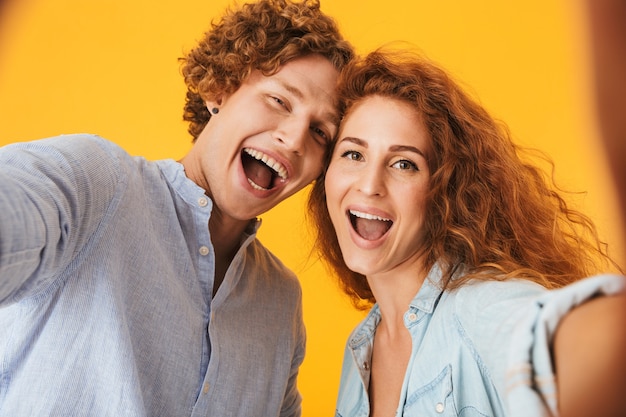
left=180, top=0, right=354, bottom=140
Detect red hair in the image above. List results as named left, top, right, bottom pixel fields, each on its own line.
left=308, top=49, right=618, bottom=308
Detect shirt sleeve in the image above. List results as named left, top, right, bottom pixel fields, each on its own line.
left=506, top=274, right=626, bottom=416
left=0, top=134, right=124, bottom=304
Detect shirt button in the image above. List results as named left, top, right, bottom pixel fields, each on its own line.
left=198, top=197, right=208, bottom=207
left=363, top=361, right=370, bottom=371
left=407, top=313, right=417, bottom=322
left=435, top=402, right=444, bottom=413
left=199, top=246, right=210, bottom=256
left=203, top=382, right=210, bottom=394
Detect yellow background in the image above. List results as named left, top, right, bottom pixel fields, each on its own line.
left=1, top=0, right=623, bottom=415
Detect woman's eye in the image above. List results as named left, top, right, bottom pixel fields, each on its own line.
left=392, top=159, right=418, bottom=171
left=340, top=150, right=362, bottom=161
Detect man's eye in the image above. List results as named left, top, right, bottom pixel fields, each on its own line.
left=272, top=96, right=288, bottom=109
left=311, top=126, right=329, bottom=143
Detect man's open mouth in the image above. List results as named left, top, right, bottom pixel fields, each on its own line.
left=242, top=148, right=288, bottom=191
left=349, top=209, right=393, bottom=241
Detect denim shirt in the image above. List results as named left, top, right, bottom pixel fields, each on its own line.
left=0, top=134, right=305, bottom=416
left=336, top=264, right=625, bottom=417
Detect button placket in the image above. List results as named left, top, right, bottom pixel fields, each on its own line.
left=405, top=308, right=419, bottom=326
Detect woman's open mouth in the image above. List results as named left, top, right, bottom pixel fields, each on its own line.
left=348, top=209, right=392, bottom=241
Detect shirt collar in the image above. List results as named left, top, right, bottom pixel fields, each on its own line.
left=348, top=262, right=452, bottom=348
left=156, top=159, right=207, bottom=206
left=156, top=159, right=262, bottom=237
left=407, top=263, right=447, bottom=314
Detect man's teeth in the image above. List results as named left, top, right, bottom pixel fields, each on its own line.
left=243, top=148, right=287, bottom=180
left=248, top=178, right=266, bottom=191
left=349, top=210, right=391, bottom=222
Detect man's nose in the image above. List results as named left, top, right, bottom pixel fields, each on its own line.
left=274, top=118, right=308, bottom=155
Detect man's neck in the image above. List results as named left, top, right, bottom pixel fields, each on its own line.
left=208, top=212, right=252, bottom=297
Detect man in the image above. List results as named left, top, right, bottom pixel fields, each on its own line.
left=0, top=0, right=353, bottom=415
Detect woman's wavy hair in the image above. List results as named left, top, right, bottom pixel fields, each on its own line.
left=308, top=49, right=618, bottom=308
left=180, top=0, right=354, bottom=140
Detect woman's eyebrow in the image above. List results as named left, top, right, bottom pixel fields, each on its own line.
left=338, top=136, right=367, bottom=147
left=337, top=139, right=426, bottom=159
left=389, top=144, right=427, bottom=158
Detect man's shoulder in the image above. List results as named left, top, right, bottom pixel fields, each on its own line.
left=11, top=133, right=124, bottom=153
left=1, top=134, right=137, bottom=170
left=245, top=239, right=300, bottom=287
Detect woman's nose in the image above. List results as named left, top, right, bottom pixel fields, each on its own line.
left=356, top=164, right=386, bottom=197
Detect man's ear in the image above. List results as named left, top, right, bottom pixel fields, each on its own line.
left=205, top=96, right=223, bottom=114
left=204, top=98, right=222, bottom=115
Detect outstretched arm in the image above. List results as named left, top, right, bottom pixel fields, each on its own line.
left=560, top=3, right=626, bottom=414
left=0, top=135, right=121, bottom=304
left=586, top=0, right=626, bottom=226
left=564, top=3, right=626, bottom=415
left=554, top=293, right=626, bottom=417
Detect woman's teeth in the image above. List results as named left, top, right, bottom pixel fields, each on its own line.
left=349, top=209, right=391, bottom=222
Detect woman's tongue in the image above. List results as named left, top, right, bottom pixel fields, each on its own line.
left=243, top=155, right=274, bottom=190
left=354, top=217, right=390, bottom=241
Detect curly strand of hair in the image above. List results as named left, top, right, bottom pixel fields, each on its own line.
left=179, top=0, right=353, bottom=141
left=309, top=48, right=619, bottom=308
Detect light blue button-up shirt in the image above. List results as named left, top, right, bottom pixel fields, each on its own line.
left=336, top=264, right=625, bottom=417
left=0, top=134, right=305, bottom=416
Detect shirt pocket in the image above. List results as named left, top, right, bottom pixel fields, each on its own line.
left=401, top=364, right=454, bottom=416
left=404, top=363, right=497, bottom=417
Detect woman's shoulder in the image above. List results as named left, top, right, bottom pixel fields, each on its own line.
left=447, top=278, right=545, bottom=314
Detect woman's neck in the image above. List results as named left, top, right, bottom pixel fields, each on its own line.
left=367, top=262, right=428, bottom=329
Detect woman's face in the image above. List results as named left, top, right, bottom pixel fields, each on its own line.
left=325, top=95, right=431, bottom=279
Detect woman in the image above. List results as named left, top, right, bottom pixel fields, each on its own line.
left=308, top=50, right=626, bottom=416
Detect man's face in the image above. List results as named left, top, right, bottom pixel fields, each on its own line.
left=182, top=54, right=340, bottom=223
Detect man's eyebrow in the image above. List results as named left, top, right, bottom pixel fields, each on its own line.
left=275, top=78, right=340, bottom=127
left=280, top=81, right=304, bottom=100
left=324, top=110, right=340, bottom=129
